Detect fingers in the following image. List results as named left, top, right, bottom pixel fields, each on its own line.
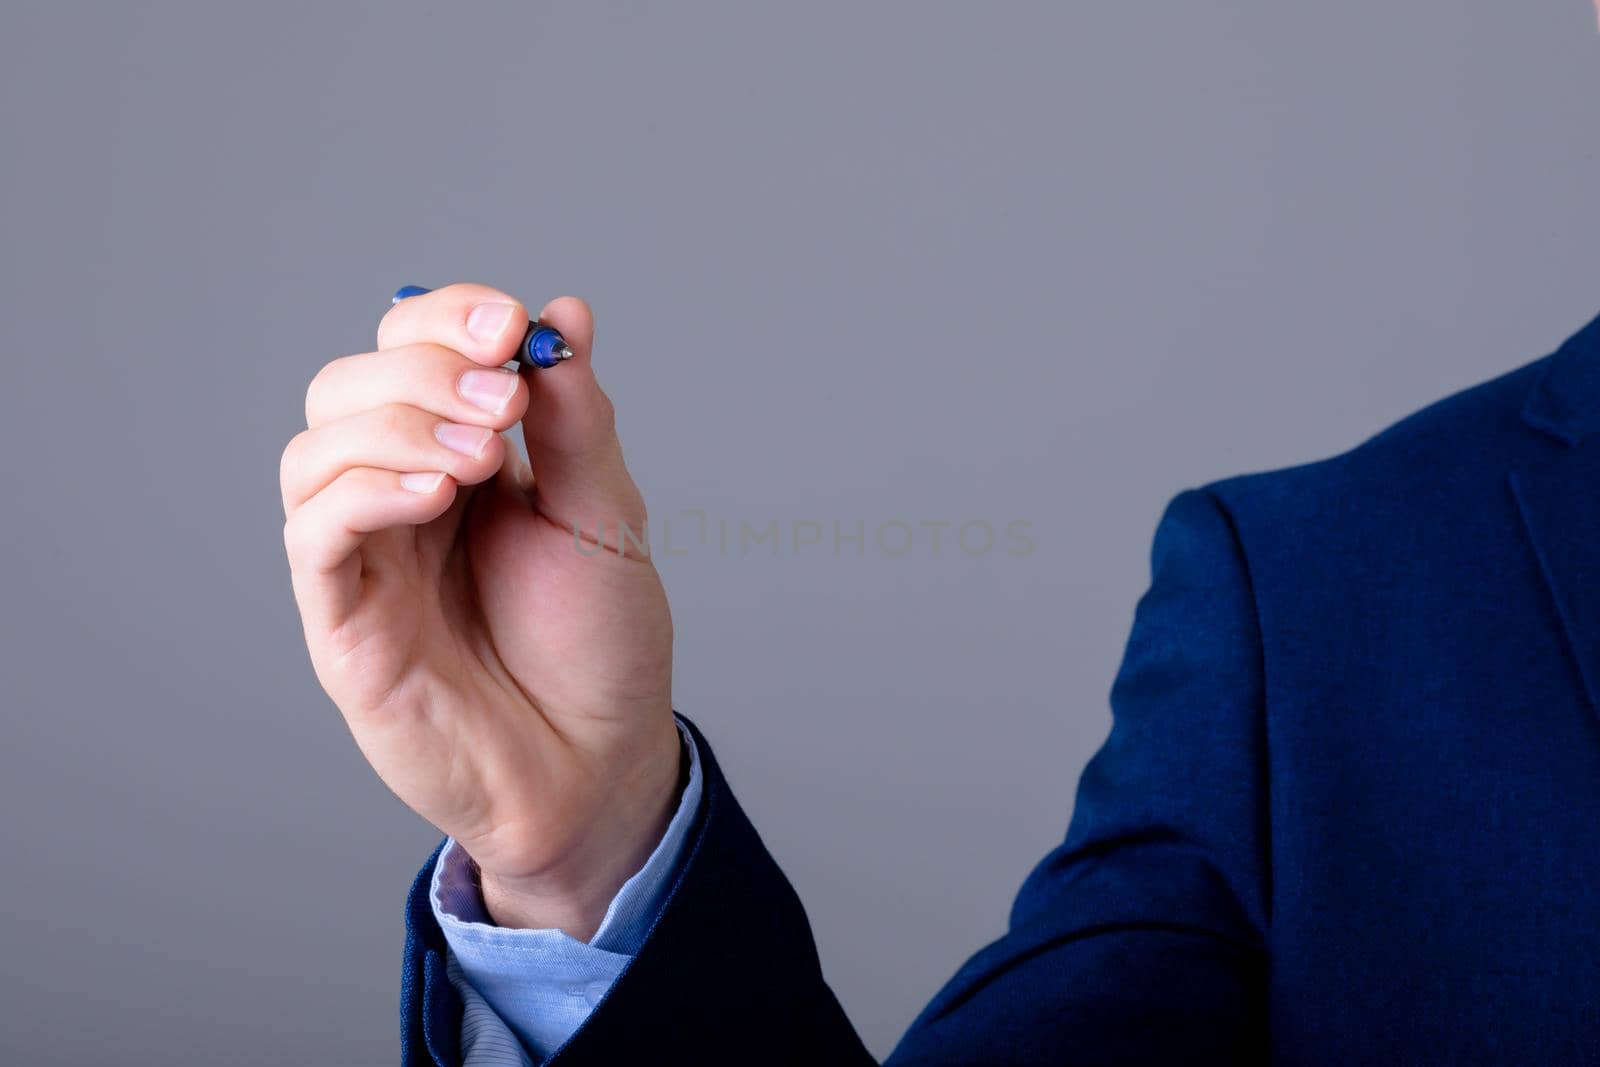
left=288, top=283, right=650, bottom=589
left=283, top=466, right=457, bottom=576
left=518, top=296, right=648, bottom=535
left=376, top=282, right=531, bottom=368
left=280, top=404, right=509, bottom=513
left=306, top=343, right=527, bottom=429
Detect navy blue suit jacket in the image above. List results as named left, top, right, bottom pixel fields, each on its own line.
left=402, top=311, right=1600, bottom=1064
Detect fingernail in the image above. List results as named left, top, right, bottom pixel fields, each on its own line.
left=401, top=471, right=445, bottom=493
left=466, top=301, right=516, bottom=344
left=459, top=368, right=519, bottom=413
left=435, top=422, right=493, bottom=459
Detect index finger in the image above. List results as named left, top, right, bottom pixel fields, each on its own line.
left=376, top=282, right=531, bottom=367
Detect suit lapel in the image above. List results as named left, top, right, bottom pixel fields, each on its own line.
left=1514, top=308, right=1600, bottom=712
left=1511, top=451, right=1600, bottom=712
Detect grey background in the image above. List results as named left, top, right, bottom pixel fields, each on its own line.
left=4, top=2, right=1599, bottom=1062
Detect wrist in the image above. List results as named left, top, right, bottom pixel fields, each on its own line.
left=478, top=722, right=688, bottom=940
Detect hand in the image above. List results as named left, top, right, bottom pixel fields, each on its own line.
left=280, top=283, right=681, bottom=938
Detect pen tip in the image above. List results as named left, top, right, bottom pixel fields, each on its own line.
left=555, top=344, right=574, bottom=361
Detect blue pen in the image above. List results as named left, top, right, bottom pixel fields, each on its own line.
left=391, top=285, right=575, bottom=369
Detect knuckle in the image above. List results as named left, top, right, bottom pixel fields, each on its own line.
left=282, top=514, right=312, bottom=563
left=304, top=356, right=347, bottom=424
left=278, top=431, right=309, bottom=491
left=375, top=301, right=406, bottom=348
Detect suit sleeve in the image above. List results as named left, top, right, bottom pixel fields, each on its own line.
left=401, top=487, right=1270, bottom=1066
left=883, top=487, right=1270, bottom=1064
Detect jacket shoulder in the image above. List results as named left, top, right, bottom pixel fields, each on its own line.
left=1203, top=350, right=1554, bottom=529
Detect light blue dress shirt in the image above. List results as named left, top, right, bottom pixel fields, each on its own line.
left=429, top=722, right=704, bottom=1065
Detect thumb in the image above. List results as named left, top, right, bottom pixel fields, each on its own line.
left=520, top=296, right=648, bottom=546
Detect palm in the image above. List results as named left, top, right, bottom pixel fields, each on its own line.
left=322, top=471, right=672, bottom=877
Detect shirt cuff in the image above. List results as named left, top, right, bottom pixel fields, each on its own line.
left=429, top=719, right=703, bottom=1058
